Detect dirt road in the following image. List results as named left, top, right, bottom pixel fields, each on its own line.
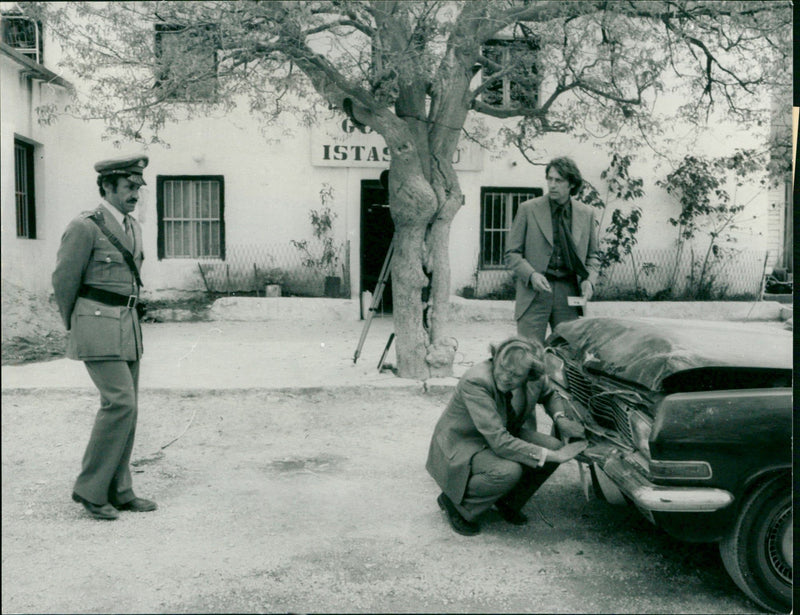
left=2, top=386, right=762, bottom=613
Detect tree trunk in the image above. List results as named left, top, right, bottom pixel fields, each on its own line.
left=388, top=167, right=438, bottom=379
left=425, top=213, right=457, bottom=378
left=391, top=224, right=429, bottom=379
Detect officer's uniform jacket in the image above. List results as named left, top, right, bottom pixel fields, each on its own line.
left=505, top=194, right=602, bottom=320
left=426, top=359, right=558, bottom=505
left=52, top=203, right=143, bottom=361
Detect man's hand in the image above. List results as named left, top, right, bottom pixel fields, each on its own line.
left=530, top=272, right=552, bottom=293
left=580, top=279, right=594, bottom=301
left=547, top=439, right=588, bottom=464
left=555, top=416, right=585, bottom=439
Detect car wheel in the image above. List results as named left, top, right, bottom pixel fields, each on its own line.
left=719, top=475, right=792, bottom=613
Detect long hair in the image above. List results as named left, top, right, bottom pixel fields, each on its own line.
left=546, top=157, right=583, bottom=196
left=489, top=336, right=546, bottom=380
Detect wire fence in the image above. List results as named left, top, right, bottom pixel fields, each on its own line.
left=194, top=242, right=770, bottom=301
left=472, top=247, right=771, bottom=301
left=196, top=240, right=351, bottom=298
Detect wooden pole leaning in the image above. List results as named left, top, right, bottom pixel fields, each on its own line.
left=353, top=238, right=394, bottom=365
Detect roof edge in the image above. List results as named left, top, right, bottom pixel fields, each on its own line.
left=0, top=41, right=72, bottom=89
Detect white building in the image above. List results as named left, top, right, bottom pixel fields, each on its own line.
left=1, top=6, right=791, bottom=313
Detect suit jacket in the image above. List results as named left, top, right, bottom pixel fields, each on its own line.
left=52, top=203, right=144, bottom=361
left=505, top=194, right=601, bottom=320
left=426, top=360, right=558, bottom=505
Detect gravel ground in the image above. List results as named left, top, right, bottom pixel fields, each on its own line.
left=0, top=282, right=777, bottom=613
left=2, top=386, right=764, bottom=614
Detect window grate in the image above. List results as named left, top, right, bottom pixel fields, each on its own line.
left=479, top=188, right=539, bottom=269
left=14, top=139, right=36, bottom=239
left=154, top=24, right=219, bottom=101
left=481, top=39, right=539, bottom=109
left=2, top=14, right=42, bottom=63
left=158, top=177, right=224, bottom=259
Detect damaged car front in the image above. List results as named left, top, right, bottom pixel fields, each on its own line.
left=544, top=317, right=792, bottom=613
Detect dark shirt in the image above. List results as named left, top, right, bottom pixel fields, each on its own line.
left=545, top=198, right=573, bottom=279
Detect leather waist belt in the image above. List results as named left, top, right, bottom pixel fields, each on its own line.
left=79, top=285, right=139, bottom=309
left=545, top=272, right=574, bottom=281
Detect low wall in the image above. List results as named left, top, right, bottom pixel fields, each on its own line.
left=209, top=296, right=358, bottom=321
left=207, top=295, right=788, bottom=323
left=447, top=296, right=786, bottom=322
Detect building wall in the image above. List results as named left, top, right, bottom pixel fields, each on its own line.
left=0, top=23, right=781, bottom=308
left=0, top=52, right=72, bottom=294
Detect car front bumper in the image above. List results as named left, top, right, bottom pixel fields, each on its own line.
left=592, top=449, right=734, bottom=513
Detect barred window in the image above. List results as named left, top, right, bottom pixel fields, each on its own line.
left=154, top=24, right=219, bottom=101
left=480, top=187, right=541, bottom=269
left=157, top=176, right=224, bottom=259
left=481, top=39, right=539, bottom=109
left=14, top=139, right=36, bottom=239
left=1, top=13, right=43, bottom=64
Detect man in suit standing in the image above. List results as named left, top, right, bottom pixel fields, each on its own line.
left=52, top=154, right=157, bottom=520
left=505, top=157, right=602, bottom=343
left=426, top=337, right=587, bottom=536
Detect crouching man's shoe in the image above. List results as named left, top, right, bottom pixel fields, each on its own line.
left=437, top=493, right=480, bottom=536
left=494, top=500, right=529, bottom=526
left=115, top=497, right=157, bottom=512
left=72, top=492, right=119, bottom=521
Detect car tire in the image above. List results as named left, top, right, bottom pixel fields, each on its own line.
left=719, top=475, right=792, bottom=613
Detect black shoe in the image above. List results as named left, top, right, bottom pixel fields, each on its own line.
left=437, top=493, right=480, bottom=536
left=114, top=497, right=157, bottom=512
left=72, top=492, right=119, bottom=520
left=495, top=501, right=529, bottom=526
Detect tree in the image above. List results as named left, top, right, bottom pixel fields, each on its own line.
left=29, top=1, right=792, bottom=378
left=656, top=152, right=756, bottom=299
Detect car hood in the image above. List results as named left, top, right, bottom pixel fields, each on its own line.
left=550, top=317, right=792, bottom=391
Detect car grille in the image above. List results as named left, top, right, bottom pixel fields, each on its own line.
left=564, top=361, right=635, bottom=447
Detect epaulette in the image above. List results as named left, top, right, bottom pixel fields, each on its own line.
left=82, top=209, right=104, bottom=222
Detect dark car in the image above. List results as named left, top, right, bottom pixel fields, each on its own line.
left=544, top=317, right=792, bottom=613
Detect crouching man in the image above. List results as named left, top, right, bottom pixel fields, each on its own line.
left=426, top=337, right=586, bottom=536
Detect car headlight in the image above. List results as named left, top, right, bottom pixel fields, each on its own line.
left=544, top=349, right=568, bottom=388
left=629, top=410, right=652, bottom=460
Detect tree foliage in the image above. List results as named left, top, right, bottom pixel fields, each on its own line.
left=27, top=1, right=793, bottom=378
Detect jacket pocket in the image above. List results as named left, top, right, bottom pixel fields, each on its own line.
left=91, top=250, right=125, bottom=281
left=72, top=300, right=122, bottom=359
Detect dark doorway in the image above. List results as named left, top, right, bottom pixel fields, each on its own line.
left=361, top=179, right=393, bottom=317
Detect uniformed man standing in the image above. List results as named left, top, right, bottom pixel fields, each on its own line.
left=52, top=154, right=157, bottom=520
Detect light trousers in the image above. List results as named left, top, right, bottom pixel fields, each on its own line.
left=454, top=447, right=559, bottom=522
left=517, top=276, right=581, bottom=343
left=73, top=360, right=139, bottom=506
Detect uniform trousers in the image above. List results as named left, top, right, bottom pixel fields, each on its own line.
left=454, top=448, right=559, bottom=522
left=73, top=360, right=139, bottom=506
left=517, top=276, right=581, bottom=343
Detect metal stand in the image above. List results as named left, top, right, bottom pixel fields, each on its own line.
left=377, top=333, right=395, bottom=372
left=353, top=238, right=394, bottom=365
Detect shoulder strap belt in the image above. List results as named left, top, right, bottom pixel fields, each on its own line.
left=87, top=212, right=143, bottom=288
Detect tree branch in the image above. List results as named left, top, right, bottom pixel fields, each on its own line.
left=471, top=99, right=545, bottom=119
left=302, top=19, right=375, bottom=38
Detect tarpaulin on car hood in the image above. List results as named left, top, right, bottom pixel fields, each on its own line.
left=550, top=317, right=792, bottom=391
